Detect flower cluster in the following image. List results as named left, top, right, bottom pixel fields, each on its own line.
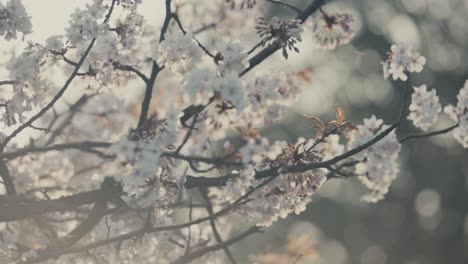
left=239, top=137, right=284, bottom=166
left=0, top=0, right=32, bottom=40
left=310, top=11, right=355, bottom=50
left=65, top=0, right=107, bottom=45
left=255, top=16, right=303, bottom=59
left=445, top=80, right=468, bottom=148
left=158, top=32, right=202, bottom=74
left=113, top=11, right=144, bottom=47
left=216, top=42, right=248, bottom=74
left=210, top=166, right=256, bottom=203
left=381, top=43, right=426, bottom=81
left=348, top=116, right=401, bottom=202
left=214, top=72, right=248, bottom=110
left=1, top=43, right=51, bottom=126
left=237, top=138, right=328, bottom=227
left=408, top=85, right=441, bottom=131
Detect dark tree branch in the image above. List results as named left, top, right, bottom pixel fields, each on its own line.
left=0, top=80, right=17, bottom=86
left=396, top=76, right=412, bottom=138
left=21, top=177, right=274, bottom=263
left=159, top=0, right=172, bottom=42
left=184, top=199, right=193, bottom=256
left=136, top=61, right=162, bottom=130
left=0, top=178, right=122, bottom=222
left=193, top=22, right=217, bottom=35
left=171, top=226, right=261, bottom=264
left=42, top=198, right=108, bottom=253
left=400, top=123, right=459, bottom=143
left=174, top=113, right=198, bottom=154
left=199, top=187, right=238, bottom=264
left=112, top=62, right=149, bottom=84
left=266, top=0, right=301, bottom=13
left=45, top=95, right=91, bottom=145
left=49, top=50, right=79, bottom=66
left=0, top=159, right=16, bottom=196
left=0, top=141, right=112, bottom=160
left=172, top=13, right=216, bottom=58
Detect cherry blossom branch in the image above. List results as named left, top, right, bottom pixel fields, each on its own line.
left=0, top=39, right=97, bottom=151
left=21, top=177, right=274, bottom=263
left=240, top=0, right=326, bottom=76
left=185, top=122, right=398, bottom=189
left=172, top=13, right=216, bottom=59
left=0, top=1, right=118, bottom=151
left=400, top=123, right=459, bottom=143
left=134, top=0, right=175, bottom=130
left=172, top=226, right=261, bottom=264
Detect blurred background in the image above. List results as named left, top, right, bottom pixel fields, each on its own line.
left=1, top=0, right=468, bottom=263
left=242, top=1, right=468, bottom=264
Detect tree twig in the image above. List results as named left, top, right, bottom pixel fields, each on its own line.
left=400, top=124, right=459, bottom=143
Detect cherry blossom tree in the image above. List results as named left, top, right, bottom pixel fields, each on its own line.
left=0, top=0, right=466, bottom=263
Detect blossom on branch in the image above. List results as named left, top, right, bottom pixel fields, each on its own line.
left=381, top=43, right=426, bottom=81
left=158, top=32, right=202, bottom=74
left=0, top=0, right=32, bottom=40
left=255, top=16, right=303, bottom=59
left=310, top=10, right=356, bottom=50
left=445, top=80, right=468, bottom=148
left=216, top=41, right=248, bottom=74
left=348, top=116, right=401, bottom=202
left=408, top=85, right=441, bottom=131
